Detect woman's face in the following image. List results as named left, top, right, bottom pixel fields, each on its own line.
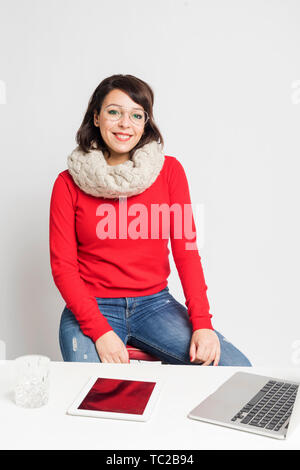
left=94, top=89, right=146, bottom=158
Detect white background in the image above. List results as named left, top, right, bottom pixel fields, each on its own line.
left=0, top=0, right=299, bottom=366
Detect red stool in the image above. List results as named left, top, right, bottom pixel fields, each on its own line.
left=126, top=345, right=160, bottom=362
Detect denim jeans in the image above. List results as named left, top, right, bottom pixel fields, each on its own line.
left=59, top=286, right=252, bottom=366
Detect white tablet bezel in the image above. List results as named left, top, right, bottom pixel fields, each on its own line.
left=66, top=375, right=163, bottom=422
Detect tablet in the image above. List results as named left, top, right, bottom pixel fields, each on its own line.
left=67, top=375, right=163, bottom=422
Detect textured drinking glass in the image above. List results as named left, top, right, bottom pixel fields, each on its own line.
left=14, top=355, right=50, bottom=408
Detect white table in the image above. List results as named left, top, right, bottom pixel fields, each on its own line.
left=1, top=360, right=300, bottom=450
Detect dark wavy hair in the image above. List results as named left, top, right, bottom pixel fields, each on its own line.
left=76, top=74, right=164, bottom=160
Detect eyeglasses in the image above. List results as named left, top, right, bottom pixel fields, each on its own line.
left=103, top=104, right=149, bottom=126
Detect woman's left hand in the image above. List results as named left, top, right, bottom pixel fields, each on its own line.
left=189, top=329, right=221, bottom=366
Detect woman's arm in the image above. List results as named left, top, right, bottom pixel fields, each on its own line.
left=168, top=157, right=213, bottom=330
left=167, top=157, right=220, bottom=365
left=49, top=174, right=114, bottom=343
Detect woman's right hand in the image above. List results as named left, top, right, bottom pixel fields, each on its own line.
left=95, top=330, right=130, bottom=363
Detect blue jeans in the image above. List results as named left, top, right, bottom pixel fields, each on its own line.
left=59, top=286, right=252, bottom=366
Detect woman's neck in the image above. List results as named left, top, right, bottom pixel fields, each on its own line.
left=104, top=151, right=130, bottom=166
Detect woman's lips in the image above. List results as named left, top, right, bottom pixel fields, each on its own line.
left=113, top=133, right=132, bottom=142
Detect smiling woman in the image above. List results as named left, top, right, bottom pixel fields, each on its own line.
left=76, top=74, right=164, bottom=166
left=49, top=73, right=252, bottom=368
left=94, top=90, right=146, bottom=166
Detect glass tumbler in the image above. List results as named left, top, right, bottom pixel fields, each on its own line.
left=14, top=355, right=50, bottom=408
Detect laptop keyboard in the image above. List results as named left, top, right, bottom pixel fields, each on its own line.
left=231, top=380, right=299, bottom=431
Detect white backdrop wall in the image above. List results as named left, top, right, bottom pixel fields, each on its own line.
left=0, top=0, right=299, bottom=366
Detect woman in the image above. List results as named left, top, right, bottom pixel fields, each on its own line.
left=49, top=74, right=251, bottom=366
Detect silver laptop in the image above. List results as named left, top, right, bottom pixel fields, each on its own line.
left=188, top=371, right=300, bottom=439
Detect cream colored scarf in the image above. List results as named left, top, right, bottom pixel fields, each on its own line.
left=67, top=140, right=165, bottom=199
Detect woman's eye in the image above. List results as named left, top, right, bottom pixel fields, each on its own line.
left=108, top=110, right=119, bottom=115
left=133, top=113, right=142, bottom=120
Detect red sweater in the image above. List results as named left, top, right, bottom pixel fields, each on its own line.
left=49, top=154, right=213, bottom=343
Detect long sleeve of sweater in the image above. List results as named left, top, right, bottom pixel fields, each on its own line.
left=167, top=157, right=213, bottom=330
left=49, top=174, right=113, bottom=342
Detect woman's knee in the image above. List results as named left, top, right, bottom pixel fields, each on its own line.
left=59, top=332, right=99, bottom=363
left=59, top=309, right=100, bottom=363
left=214, top=330, right=252, bottom=367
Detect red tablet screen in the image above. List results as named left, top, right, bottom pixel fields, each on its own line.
left=78, top=378, right=156, bottom=415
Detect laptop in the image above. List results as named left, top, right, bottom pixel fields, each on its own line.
left=188, top=371, right=300, bottom=439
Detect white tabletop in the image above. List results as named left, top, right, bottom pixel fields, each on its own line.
left=1, top=360, right=300, bottom=450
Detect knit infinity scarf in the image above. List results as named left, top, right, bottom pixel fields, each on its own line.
left=67, top=140, right=165, bottom=199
